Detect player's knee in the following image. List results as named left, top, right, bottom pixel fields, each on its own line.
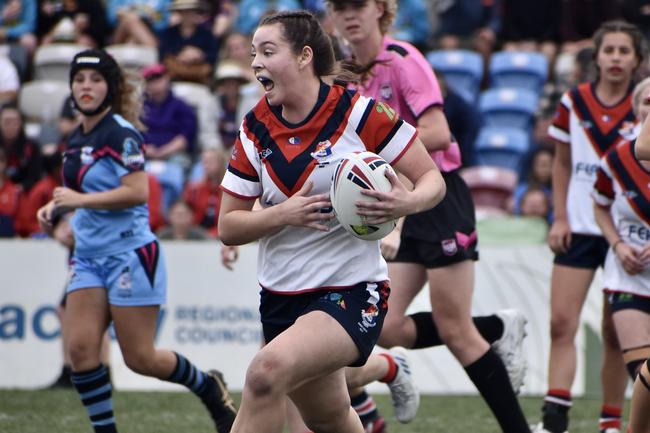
left=601, top=319, right=619, bottom=350
left=244, top=352, right=288, bottom=397
left=377, top=323, right=404, bottom=348
left=68, top=339, right=97, bottom=368
left=122, top=350, right=154, bottom=375
left=549, top=313, right=578, bottom=341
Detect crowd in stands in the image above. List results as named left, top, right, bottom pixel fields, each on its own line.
left=1, top=0, right=650, bottom=240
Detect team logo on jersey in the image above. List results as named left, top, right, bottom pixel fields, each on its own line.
left=619, top=121, right=637, bottom=140
left=311, top=140, right=333, bottom=160
left=441, top=238, right=458, bottom=256
left=380, top=83, right=393, bottom=100
left=288, top=136, right=301, bottom=145
left=80, top=146, right=95, bottom=165
left=602, top=114, right=612, bottom=122
left=121, top=137, right=144, bottom=168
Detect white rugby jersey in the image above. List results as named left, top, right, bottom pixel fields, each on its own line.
left=548, top=82, right=636, bottom=235
left=593, top=140, right=650, bottom=297
left=221, top=83, right=417, bottom=294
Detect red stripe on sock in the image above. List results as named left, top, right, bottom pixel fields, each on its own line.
left=547, top=388, right=571, bottom=399
left=379, top=353, right=398, bottom=383
left=600, top=420, right=622, bottom=429
left=601, top=404, right=622, bottom=417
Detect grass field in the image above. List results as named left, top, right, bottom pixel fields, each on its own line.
left=0, top=390, right=628, bottom=433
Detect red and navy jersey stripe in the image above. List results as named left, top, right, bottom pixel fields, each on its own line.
left=606, top=140, right=650, bottom=226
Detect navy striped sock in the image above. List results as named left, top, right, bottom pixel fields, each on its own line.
left=71, top=364, right=117, bottom=433
left=167, top=352, right=208, bottom=395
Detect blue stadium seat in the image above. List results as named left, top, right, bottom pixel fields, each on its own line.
left=146, top=161, right=185, bottom=215
left=475, top=126, right=530, bottom=171
left=479, top=88, right=539, bottom=129
left=426, top=49, right=483, bottom=103
left=489, top=51, right=549, bottom=95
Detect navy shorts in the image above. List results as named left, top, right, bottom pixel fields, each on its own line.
left=608, top=292, right=650, bottom=314
left=259, top=282, right=390, bottom=367
left=554, top=233, right=608, bottom=269
left=68, top=240, right=166, bottom=306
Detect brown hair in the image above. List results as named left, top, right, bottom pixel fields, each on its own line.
left=259, top=10, right=363, bottom=83
left=112, top=70, right=145, bottom=131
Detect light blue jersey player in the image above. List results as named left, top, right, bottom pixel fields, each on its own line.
left=37, top=49, right=236, bottom=433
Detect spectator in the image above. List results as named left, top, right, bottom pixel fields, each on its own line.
left=107, top=0, right=170, bottom=47
left=37, top=0, right=107, bottom=47
left=0, top=53, right=19, bottom=104
left=0, top=147, right=21, bottom=237
left=58, top=95, right=80, bottom=143
left=213, top=60, right=249, bottom=150
left=519, top=186, right=552, bottom=222
left=160, top=0, right=220, bottom=84
left=559, top=0, right=621, bottom=53
left=183, top=147, right=225, bottom=238
left=141, top=63, right=198, bottom=168
left=512, top=146, right=553, bottom=216
left=233, top=0, right=301, bottom=36
left=157, top=199, right=210, bottom=240
left=0, top=103, right=42, bottom=192
left=438, top=74, right=482, bottom=167
left=147, top=173, right=165, bottom=232
left=16, top=142, right=61, bottom=236
left=0, top=0, right=37, bottom=55
left=433, top=0, right=499, bottom=67
left=498, top=0, right=562, bottom=68
left=393, top=0, right=432, bottom=53
left=621, top=0, right=650, bottom=41
left=206, top=0, right=235, bottom=38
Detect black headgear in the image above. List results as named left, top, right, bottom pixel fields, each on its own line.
left=69, top=49, right=122, bottom=116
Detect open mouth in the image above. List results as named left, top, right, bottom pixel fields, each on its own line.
left=257, top=76, right=274, bottom=92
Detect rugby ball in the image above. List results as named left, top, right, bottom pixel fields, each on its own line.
left=330, top=151, right=397, bottom=241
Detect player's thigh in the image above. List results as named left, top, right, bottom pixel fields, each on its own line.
left=550, top=264, right=595, bottom=326
left=427, top=260, right=475, bottom=326
left=612, top=308, right=650, bottom=350
left=385, top=261, right=427, bottom=318
left=110, top=304, right=160, bottom=357
left=65, top=287, right=111, bottom=346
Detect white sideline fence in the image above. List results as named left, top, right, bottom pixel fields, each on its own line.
left=0, top=240, right=606, bottom=395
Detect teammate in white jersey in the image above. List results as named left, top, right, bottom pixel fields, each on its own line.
left=218, top=10, right=445, bottom=433
left=329, top=1, right=531, bottom=432
left=535, top=21, right=646, bottom=433
left=598, top=77, right=650, bottom=433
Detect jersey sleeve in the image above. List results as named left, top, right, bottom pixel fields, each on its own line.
left=548, top=90, right=572, bottom=144
left=220, top=129, right=261, bottom=200
left=356, top=98, right=417, bottom=165
left=398, top=55, right=443, bottom=118
left=109, top=128, right=146, bottom=177
left=592, top=156, right=615, bottom=207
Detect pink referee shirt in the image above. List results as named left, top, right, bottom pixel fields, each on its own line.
left=353, top=35, right=461, bottom=172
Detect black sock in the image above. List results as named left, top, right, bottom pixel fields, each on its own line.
left=409, top=312, right=504, bottom=349
left=541, top=400, right=570, bottom=433
left=464, top=349, right=530, bottom=433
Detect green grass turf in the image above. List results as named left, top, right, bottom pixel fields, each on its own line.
left=0, top=390, right=627, bottom=433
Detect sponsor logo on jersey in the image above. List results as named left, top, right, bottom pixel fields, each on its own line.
left=619, top=121, right=637, bottom=139
left=627, top=224, right=650, bottom=241
left=574, top=161, right=598, bottom=177
left=258, top=148, right=272, bottom=161
left=441, top=238, right=458, bottom=256
left=288, top=136, right=301, bottom=145
left=80, top=146, right=94, bottom=165
left=579, top=120, right=593, bottom=129
left=311, top=140, right=333, bottom=159
left=622, top=190, right=638, bottom=199
left=121, top=137, right=144, bottom=167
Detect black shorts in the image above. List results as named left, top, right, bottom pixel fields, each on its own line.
left=259, top=282, right=390, bottom=367
left=608, top=292, right=650, bottom=314
left=553, top=233, right=608, bottom=269
left=401, top=170, right=476, bottom=243
left=395, top=170, right=478, bottom=268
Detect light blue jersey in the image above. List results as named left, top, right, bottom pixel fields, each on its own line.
left=63, top=112, right=155, bottom=258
